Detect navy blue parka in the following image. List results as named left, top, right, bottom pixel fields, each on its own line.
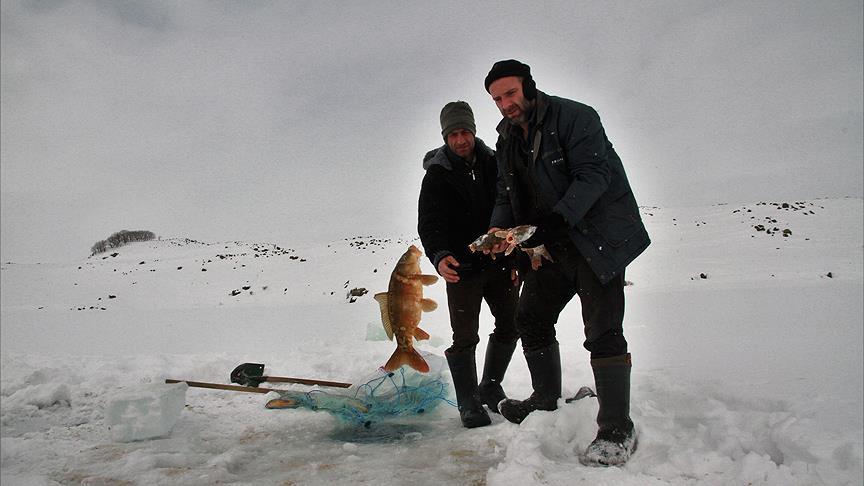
left=490, top=92, right=650, bottom=283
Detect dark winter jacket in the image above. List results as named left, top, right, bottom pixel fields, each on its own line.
left=490, top=92, right=650, bottom=284
left=418, top=138, right=504, bottom=276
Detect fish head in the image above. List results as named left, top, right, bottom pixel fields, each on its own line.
left=407, top=245, right=423, bottom=258
left=396, top=245, right=423, bottom=272
left=468, top=232, right=504, bottom=253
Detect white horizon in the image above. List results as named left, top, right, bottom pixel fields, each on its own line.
left=2, top=0, right=862, bottom=263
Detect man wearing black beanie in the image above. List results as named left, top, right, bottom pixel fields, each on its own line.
left=417, top=101, right=520, bottom=429
left=482, top=59, right=650, bottom=466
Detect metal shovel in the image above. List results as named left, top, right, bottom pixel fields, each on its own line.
left=230, top=362, right=352, bottom=388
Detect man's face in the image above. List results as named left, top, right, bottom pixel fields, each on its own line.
left=446, top=128, right=475, bottom=159
left=489, top=76, right=533, bottom=125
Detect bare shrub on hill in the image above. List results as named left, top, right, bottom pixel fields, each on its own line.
left=91, top=230, right=156, bottom=256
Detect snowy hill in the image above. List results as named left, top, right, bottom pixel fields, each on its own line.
left=1, top=198, right=862, bottom=485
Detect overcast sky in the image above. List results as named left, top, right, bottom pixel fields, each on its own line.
left=2, top=0, right=862, bottom=263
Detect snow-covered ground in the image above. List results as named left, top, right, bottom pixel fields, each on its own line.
left=2, top=198, right=862, bottom=485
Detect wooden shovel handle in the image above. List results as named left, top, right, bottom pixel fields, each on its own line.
left=165, top=379, right=275, bottom=394
left=262, top=376, right=352, bottom=388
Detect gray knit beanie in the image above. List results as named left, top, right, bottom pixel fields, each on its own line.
left=439, top=101, right=476, bottom=138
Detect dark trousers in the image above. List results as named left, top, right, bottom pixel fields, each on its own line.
left=516, top=240, right=627, bottom=359
left=446, top=263, right=519, bottom=353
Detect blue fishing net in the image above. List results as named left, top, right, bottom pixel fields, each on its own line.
left=270, top=351, right=455, bottom=427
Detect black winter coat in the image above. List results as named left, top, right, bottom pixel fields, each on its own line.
left=418, top=139, right=502, bottom=275
left=490, top=92, right=650, bottom=284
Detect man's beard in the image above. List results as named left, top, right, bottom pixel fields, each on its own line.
left=504, top=99, right=535, bottom=125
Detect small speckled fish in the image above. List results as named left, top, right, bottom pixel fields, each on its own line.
left=265, top=390, right=369, bottom=413
left=468, top=225, right=537, bottom=258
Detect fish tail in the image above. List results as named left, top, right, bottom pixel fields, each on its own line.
left=383, top=347, right=430, bottom=373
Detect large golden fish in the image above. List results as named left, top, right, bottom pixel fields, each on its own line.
left=374, top=245, right=438, bottom=373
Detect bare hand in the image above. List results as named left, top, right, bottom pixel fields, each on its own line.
left=523, top=245, right=554, bottom=270
left=530, top=256, right=543, bottom=270
left=437, top=255, right=460, bottom=283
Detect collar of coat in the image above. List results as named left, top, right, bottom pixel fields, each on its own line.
left=495, top=91, right=549, bottom=141
left=422, top=137, right=494, bottom=171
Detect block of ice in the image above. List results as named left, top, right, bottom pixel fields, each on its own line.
left=365, top=320, right=389, bottom=341
left=105, top=382, right=187, bottom=442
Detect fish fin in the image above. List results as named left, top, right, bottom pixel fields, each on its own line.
left=373, top=292, right=394, bottom=340
left=409, top=274, right=439, bottom=285
left=383, top=347, right=430, bottom=373
left=414, top=327, right=430, bottom=340
left=410, top=350, right=431, bottom=373
left=420, top=298, right=437, bottom=312
left=504, top=243, right=517, bottom=256
left=383, top=348, right=408, bottom=372
left=528, top=245, right=554, bottom=262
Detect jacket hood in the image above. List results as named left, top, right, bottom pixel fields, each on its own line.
left=422, top=137, right=494, bottom=171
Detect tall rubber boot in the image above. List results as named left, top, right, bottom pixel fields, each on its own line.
left=445, top=348, right=491, bottom=428
left=477, top=337, right=517, bottom=414
left=583, top=353, right=637, bottom=466
left=499, top=343, right=561, bottom=424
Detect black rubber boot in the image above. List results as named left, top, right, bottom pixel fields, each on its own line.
left=446, top=348, right=491, bottom=428
left=478, top=338, right=517, bottom=414
left=583, top=353, right=637, bottom=466
left=499, top=344, right=561, bottom=424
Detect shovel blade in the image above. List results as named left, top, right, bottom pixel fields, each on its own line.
left=230, top=362, right=266, bottom=387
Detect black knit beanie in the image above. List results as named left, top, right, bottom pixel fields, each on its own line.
left=440, top=101, right=476, bottom=138
left=484, top=59, right=537, bottom=99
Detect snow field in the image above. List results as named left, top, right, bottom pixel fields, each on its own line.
left=1, top=198, right=862, bottom=485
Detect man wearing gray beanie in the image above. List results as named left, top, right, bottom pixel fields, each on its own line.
left=418, top=101, right=520, bottom=429
left=482, top=60, right=650, bottom=466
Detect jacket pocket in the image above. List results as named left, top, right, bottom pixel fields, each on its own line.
left=585, top=193, right=642, bottom=247
left=540, top=133, right=568, bottom=174
left=538, top=145, right=571, bottom=201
